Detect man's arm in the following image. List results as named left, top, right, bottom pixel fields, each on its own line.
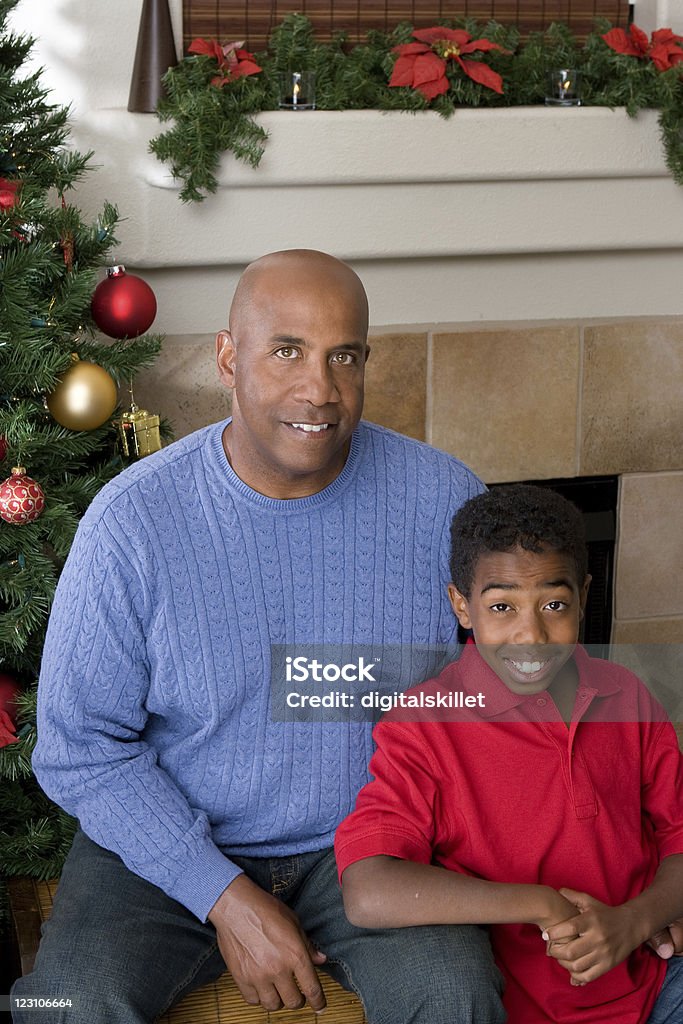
left=33, top=517, right=238, bottom=920
left=544, top=854, right=683, bottom=984
left=342, top=855, right=578, bottom=933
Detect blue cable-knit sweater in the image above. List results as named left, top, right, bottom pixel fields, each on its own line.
left=33, top=420, right=483, bottom=921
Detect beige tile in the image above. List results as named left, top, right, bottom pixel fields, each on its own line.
left=609, top=621, right=683, bottom=727
left=132, top=334, right=232, bottom=440
left=581, top=322, right=683, bottom=475
left=612, top=618, right=683, bottom=644
left=363, top=333, right=427, bottom=440
left=615, top=473, right=683, bottom=620
left=431, top=327, right=580, bottom=482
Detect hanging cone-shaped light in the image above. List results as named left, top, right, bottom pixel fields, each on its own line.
left=128, top=0, right=178, bottom=113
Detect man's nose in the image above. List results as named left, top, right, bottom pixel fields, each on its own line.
left=295, top=358, right=341, bottom=406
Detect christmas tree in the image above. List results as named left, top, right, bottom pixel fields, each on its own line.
left=0, top=0, right=165, bottom=893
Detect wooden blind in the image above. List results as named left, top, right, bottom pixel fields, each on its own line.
left=183, top=1, right=630, bottom=54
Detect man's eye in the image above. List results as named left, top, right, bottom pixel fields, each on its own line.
left=490, top=603, right=510, bottom=613
left=275, top=347, right=298, bottom=359
left=545, top=601, right=567, bottom=612
left=332, top=352, right=356, bottom=365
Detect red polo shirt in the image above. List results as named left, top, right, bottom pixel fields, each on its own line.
left=335, top=644, right=683, bottom=1024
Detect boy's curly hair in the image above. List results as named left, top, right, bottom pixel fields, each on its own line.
left=450, top=484, right=588, bottom=598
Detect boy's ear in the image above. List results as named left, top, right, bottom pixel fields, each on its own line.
left=579, top=574, right=592, bottom=621
left=447, top=583, right=472, bottom=630
left=216, top=330, right=237, bottom=389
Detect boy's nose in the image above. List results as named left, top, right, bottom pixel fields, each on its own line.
left=513, top=611, right=549, bottom=646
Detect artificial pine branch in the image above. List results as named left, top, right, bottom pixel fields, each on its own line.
left=151, top=13, right=683, bottom=201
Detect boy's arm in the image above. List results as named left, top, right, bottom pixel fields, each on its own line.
left=544, top=854, right=683, bottom=984
left=342, top=855, right=579, bottom=933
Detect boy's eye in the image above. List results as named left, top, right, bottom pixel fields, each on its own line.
left=545, top=600, right=568, bottom=611
left=490, top=603, right=511, bottom=613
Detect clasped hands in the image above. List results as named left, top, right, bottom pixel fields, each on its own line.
left=541, top=888, right=683, bottom=987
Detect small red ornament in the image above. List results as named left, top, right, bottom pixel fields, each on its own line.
left=0, top=177, right=20, bottom=210
left=0, top=466, right=46, bottom=525
left=0, top=708, right=17, bottom=748
left=91, top=265, right=157, bottom=339
left=0, top=672, right=21, bottom=727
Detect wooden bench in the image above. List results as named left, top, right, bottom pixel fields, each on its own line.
left=8, top=877, right=367, bottom=1024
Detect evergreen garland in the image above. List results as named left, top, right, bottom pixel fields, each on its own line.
left=0, top=0, right=168, bottom=914
left=150, top=13, right=683, bottom=202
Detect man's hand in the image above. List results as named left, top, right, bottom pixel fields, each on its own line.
left=543, top=887, right=645, bottom=986
left=648, top=919, right=683, bottom=959
left=208, top=874, right=327, bottom=1012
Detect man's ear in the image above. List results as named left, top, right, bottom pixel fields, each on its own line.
left=216, top=330, right=237, bottom=389
left=447, top=583, right=472, bottom=630
left=579, top=574, right=592, bottom=621
left=364, top=344, right=371, bottom=364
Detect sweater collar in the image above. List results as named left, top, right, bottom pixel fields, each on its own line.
left=207, top=418, right=365, bottom=512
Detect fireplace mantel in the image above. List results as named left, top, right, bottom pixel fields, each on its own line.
left=74, top=106, right=679, bottom=271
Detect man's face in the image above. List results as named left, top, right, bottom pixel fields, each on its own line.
left=217, top=265, right=368, bottom=499
left=448, top=547, right=590, bottom=699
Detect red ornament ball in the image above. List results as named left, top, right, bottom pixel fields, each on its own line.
left=0, top=673, right=21, bottom=727
left=0, top=466, right=46, bottom=525
left=91, top=265, right=157, bottom=339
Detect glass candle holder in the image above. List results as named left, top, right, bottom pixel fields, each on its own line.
left=545, top=69, right=582, bottom=107
left=278, top=71, right=316, bottom=110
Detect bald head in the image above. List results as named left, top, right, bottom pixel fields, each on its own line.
left=228, top=249, right=369, bottom=339
left=216, top=249, right=370, bottom=499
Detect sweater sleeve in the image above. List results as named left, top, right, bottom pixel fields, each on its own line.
left=33, top=516, right=241, bottom=922
left=335, top=720, right=455, bottom=881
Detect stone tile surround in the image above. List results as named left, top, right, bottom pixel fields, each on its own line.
left=133, top=317, right=683, bottom=642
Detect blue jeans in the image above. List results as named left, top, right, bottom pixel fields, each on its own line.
left=647, top=955, right=683, bottom=1024
left=11, top=830, right=505, bottom=1024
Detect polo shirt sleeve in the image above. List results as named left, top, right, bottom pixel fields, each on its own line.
left=335, top=719, right=451, bottom=881
left=641, top=719, right=683, bottom=860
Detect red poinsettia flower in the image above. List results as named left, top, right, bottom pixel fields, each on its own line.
left=390, top=27, right=505, bottom=100
left=188, top=37, right=262, bottom=87
left=602, top=24, right=683, bottom=72
left=0, top=708, right=17, bottom=748
left=0, top=178, right=20, bottom=211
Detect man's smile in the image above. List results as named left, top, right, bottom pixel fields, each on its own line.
left=289, top=422, right=332, bottom=433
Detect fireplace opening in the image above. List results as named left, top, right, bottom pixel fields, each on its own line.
left=486, top=475, right=619, bottom=653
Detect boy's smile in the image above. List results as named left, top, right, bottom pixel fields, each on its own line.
left=448, top=547, right=590, bottom=703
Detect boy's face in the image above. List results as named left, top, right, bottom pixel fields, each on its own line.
left=448, top=546, right=590, bottom=699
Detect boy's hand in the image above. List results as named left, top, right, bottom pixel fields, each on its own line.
left=536, top=888, right=581, bottom=934
left=543, top=887, right=645, bottom=985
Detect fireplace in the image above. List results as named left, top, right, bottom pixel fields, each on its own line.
left=490, top=475, right=618, bottom=651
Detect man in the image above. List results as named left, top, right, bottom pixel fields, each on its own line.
left=12, top=250, right=679, bottom=1023
left=12, top=249, right=502, bottom=1023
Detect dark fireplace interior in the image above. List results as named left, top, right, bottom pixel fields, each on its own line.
left=488, top=475, right=619, bottom=653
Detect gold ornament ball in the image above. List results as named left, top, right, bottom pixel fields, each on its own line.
left=47, top=360, right=118, bottom=431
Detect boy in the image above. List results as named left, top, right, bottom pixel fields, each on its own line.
left=335, top=485, right=683, bottom=1023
